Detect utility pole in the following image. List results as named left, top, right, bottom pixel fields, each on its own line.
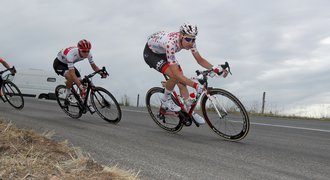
left=261, top=92, right=266, bottom=114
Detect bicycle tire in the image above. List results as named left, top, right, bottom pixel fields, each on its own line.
left=90, top=87, right=122, bottom=124
left=145, top=87, right=183, bottom=133
left=201, top=88, right=250, bottom=141
left=55, top=85, right=82, bottom=119
left=2, top=81, right=24, bottom=110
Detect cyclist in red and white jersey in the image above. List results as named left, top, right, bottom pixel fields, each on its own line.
left=143, top=23, right=228, bottom=125
left=53, top=39, right=107, bottom=101
left=0, top=57, right=16, bottom=96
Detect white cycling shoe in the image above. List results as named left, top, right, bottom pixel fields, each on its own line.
left=161, top=98, right=181, bottom=112
left=192, top=112, right=205, bottom=125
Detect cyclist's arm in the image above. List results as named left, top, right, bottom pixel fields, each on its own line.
left=168, top=64, right=196, bottom=88
left=90, top=63, right=100, bottom=72
left=90, top=63, right=108, bottom=78
left=192, top=52, right=213, bottom=69
left=0, top=58, right=11, bottom=69
left=88, top=53, right=104, bottom=75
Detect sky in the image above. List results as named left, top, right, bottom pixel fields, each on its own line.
left=1, top=0, right=330, bottom=117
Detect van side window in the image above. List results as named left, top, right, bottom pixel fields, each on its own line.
left=47, top=77, right=56, bottom=82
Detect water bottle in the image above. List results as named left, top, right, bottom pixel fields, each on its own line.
left=185, top=92, right=196, bottom=111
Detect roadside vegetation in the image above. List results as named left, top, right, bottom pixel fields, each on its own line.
left=0, top=119, right=140, bottom=180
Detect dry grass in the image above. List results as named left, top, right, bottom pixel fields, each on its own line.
left=0, top=119, right=140, bottom=180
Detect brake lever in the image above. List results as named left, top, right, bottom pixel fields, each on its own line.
left=100, top=66, right=109, bottom=78
left=220, top=61, right=232, bottom=75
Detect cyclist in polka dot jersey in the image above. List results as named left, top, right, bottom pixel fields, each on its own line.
left=143, top=23, right=228, bottom=125
left=147, top=31, right=198, bottom=66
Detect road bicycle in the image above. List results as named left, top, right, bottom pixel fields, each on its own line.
left=146, top=62, right=250, bottom=141
left=0, top=67, right=24, bottom=110
left=55, top=67, right=122, bottom=124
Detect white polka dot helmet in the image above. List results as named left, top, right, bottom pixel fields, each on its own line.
left=180, top=23, right=198, bottom=36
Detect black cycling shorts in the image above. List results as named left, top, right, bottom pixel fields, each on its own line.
left=53, top=58, right=81, bottom=78
left=143, top=43, right=169, bottom=73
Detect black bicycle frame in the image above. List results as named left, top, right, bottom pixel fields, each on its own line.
left=0, top=67, right=16, bottom=102
left=162, top=73, right=208, bottom=116
left=70, top=77, right=94, bottom=113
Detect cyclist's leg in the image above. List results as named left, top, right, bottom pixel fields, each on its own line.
left=64, top=67, right=81, bottom=87
left=53, top=58, right=70, bottom=86
left=143, top=44, right=180, bottom=111
left=53, top=58, right=73, bottom=99
left=144, top=43, right=176, bottom=91
left=175, top=66, right=189, bottom=101
left=0, top=78, right=3, bottom=96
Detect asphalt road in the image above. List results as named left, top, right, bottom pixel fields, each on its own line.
left=1, top=98, right=329, bottom=180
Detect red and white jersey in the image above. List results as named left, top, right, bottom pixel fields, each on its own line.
left=147, top=31, right=198, bottom=65
left=57, top=47, right=94, bottom=69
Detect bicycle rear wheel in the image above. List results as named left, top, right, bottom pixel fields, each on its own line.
left=201, top=88, right=250, bottom=141
left=2, top=81, right=24, bottom=109
left=90, top=87, right=121, bottom=124
left=55, top=85, right=82, bottom=119
left=145, top=87, right=183, bottom=133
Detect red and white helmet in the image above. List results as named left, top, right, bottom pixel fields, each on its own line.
left=180, top=23, right=198, bottom=36
left=77, top=39, right=92, bottom=50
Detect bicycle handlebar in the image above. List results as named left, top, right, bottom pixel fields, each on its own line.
left=196, top=61, right=232, bottom=77
left=84, top=66, right=108, bottom=79
left=0, top=66, right=16, bottom=75
left=194, top=62, right=232, bottom=86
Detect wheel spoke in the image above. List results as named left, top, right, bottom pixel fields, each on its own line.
left=55, top=85, right=82, bottom=119
left=3, top=81, right=24, bottom=109
left=146, top=87, right=183, bottom=133
left=91, top=87, right=121, bottom=123
left=202, top=89, right=250, bottom=141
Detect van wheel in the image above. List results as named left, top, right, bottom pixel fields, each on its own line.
left=39, top=94, right=48, bottom=99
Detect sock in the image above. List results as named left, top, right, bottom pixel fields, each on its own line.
left=65, top=88, right=72, bottom=98
left=184, top=99, right=191, bottom=111
left=162, top=88, right=172, bottom=101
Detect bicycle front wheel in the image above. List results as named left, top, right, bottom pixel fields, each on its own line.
left=201, top=88, right=250, bottom=141
left=90, top=87, right=122, bottom=124
left=2, top=81, right=24, bottom=110
left=145, top=87, right=183, bottom=133
left=55, top=85, right=82, bottom=119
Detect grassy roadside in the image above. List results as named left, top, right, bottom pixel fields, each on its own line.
left=0, top=119, right=140, bottom=180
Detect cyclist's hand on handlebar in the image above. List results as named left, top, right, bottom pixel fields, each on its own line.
left=99, top=66, right=109, bottom=78
left=212, top=65, right=227, bottom=78
left=222, top=69, right=229, bottom=78
left=100, top=71, right=108, bottom=78
left=10, top=66, right=16, bottom=75
left=212, top=63, right=230, bottom=78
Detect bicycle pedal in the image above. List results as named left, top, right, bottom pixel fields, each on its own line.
left=183, top=120, right=192, bottom=126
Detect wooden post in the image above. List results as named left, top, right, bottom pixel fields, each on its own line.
left=261, top=92, right=266, bottom=114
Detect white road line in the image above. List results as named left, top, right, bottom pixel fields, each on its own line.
left=251, top=122, right=330, bottom=133
left=122, top=108, right=148, bottom=114
left=122, top=108, right=330, bottom=133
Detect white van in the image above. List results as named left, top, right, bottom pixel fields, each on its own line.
left=10, top=69, right=66, bottom=100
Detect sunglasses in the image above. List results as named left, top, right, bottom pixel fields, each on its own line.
left=184, top=37, right=196, bottom=43
left=80, top=50, right=90, bottom=53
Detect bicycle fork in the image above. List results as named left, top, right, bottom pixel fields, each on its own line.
left=0, top=96, right=6, bottom=103
left=206, top=94, right=228, bottom=119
